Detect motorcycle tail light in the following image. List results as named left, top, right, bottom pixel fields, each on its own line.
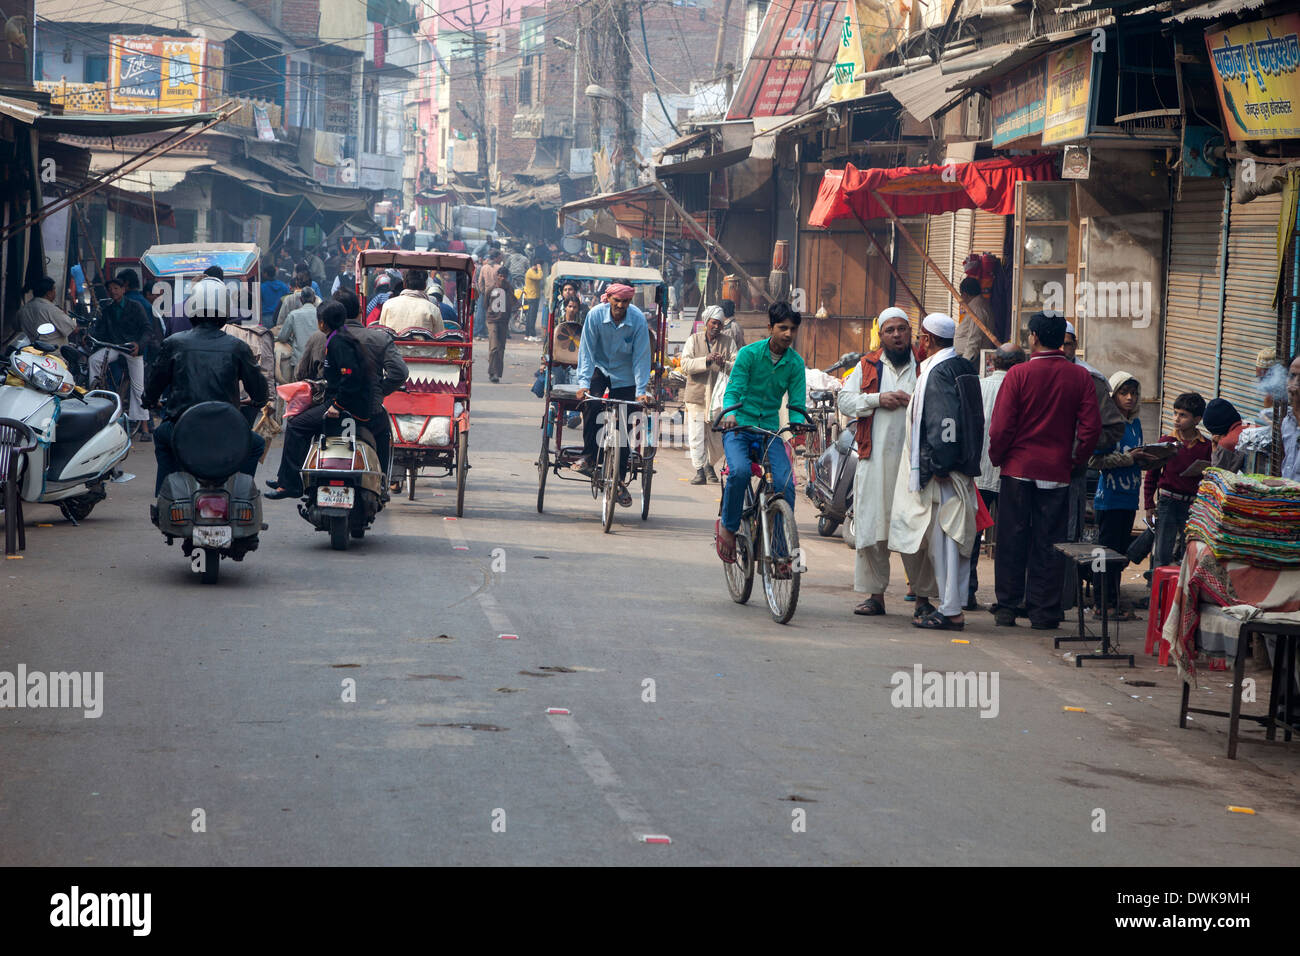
left=169, top=505, right=186, bottom=523
left=194, top=492, right=229, bottom=519
left=233, top=503, right=254, bottom=523
left=320, top=457, right=353, bottom=469
left=329, top=480, right=345, bottom=486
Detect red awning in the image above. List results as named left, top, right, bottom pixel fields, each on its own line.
left=808, top=154, right=1059, bottom=227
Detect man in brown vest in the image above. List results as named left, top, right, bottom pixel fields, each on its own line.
left=837, top=307, right=938, bottom=618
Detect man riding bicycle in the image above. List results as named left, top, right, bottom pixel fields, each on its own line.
left=715, top=301, right=807, bottom=563
left=572, top=282, right=652, bottom=508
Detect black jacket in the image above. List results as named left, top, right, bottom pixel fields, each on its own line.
left=345, top=317, right=408, bottom=415
left=143, top=324, right=269, bottom=422
left=322, top=330, right=374, bottom=419
left=918, top=354, right=984, bottom=488
left=93, top=297, right=150, bottom=347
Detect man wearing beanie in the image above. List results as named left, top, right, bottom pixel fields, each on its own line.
left=988, top=310, right=1101, bottom=628
left=1203, top=398, right=1246, bottom=473
left=888, top=313, right=984, bottom=630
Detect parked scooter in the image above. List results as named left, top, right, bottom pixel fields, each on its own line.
left=0, top=324, right=131, bottom=522
left=152, top=401, right=264, bottom=584
left=297, top=416, right=386, bottom=550
left=805, top=351, right=861, bottom=538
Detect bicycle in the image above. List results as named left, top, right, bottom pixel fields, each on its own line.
left=581, top=395, right=660, bottom=533
left=713, top=402, right=813, bottom=624
left=87, top=336, right=136, bottom=413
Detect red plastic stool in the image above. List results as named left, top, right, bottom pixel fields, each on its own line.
left=1145, top=566, right=1181, bottom=663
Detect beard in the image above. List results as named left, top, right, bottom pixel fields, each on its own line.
left=884, top=344, right=912, bottom=367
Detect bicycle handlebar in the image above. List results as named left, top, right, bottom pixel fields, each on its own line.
left=711, top=402, right=814, bottom=440
left=578, top=396, right=662, bottom=410
left=88, top=336, right=136, bottom=353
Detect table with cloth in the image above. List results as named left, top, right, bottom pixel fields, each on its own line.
left=1161, top=469, right=1300, bottom=689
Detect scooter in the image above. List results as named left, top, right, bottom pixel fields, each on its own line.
left=0, top=324, right=132, bottom=522
left=805, top=352, right=861, bottom=538
left=297, top=416, right=385, bottom=550
left=152, top=401, right=264, bottom=584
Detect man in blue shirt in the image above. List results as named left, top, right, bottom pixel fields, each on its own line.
left=573, top=283, right=652, bottom=507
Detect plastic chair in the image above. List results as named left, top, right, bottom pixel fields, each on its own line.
left=0, top=418, right=37, bottom=557
left=1145, top=565, right=1181, bottom=663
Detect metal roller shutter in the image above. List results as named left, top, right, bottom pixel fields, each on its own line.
left=1219, top=192, right=1283, bottom=422
left=895, top=217, right=927, bottom=330
left=1161, top=177, right=1227, bottom=433
left=972, top=209, right=1007, bottom=259
left=924, top=212, right=955, bottom=316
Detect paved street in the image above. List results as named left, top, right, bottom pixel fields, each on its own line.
left=3, top=338, right=1300, bottom=866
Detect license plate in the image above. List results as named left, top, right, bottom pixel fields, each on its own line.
left=317, top=486, right=355, bottom=508
left=193, top=526, right=232, bottom=548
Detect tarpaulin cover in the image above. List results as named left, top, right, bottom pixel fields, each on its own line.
left=808, top=154, right=1059, bottom=226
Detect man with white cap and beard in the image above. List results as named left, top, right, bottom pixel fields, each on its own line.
left=888, top=313, right=985, bottom=630
left=839, top=307, right=938, bottom=619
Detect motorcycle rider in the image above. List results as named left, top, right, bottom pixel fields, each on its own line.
left=142, top=276, right=271, bottom=496
left=89, top=274, right=151, bottom=437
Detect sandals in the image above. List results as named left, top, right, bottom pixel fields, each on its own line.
left=854, top=597, right=886, bottom=616
left=913, top=610, right=965, bottom=631
left=715, top=519, right=736, bottom=564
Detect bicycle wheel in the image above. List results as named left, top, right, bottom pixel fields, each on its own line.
left=723, top=528, right=754, bottom=604
left=761, top=498, right=801, bottom=624
left=640, top=460, right=653, bottom=521
left=599, top=407, right=618, bottom=532
left=536, top=427, right=550, bottom=513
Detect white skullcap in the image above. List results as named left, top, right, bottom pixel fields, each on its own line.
left=701, top=305, right=725, bottom=322
left=1065, top=321, right=1076, bottom=336
left=922, top=312, right=955, bottom=339
left=878, top=306, right=908, bottom=324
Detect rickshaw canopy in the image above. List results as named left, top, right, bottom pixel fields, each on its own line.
left=141, top=243, right=261, bottom=279
left=546, top=261, right=664, bottom=288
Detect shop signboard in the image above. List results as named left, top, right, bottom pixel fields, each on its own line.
left=829, top=0, right=908, bottom=102
left=727, top=0, right=845, bottom=120
left=1041, top=40, right=1094, bottom=145
left=991, top=57, right=1046, bottom=146
left=109, top=35, right=220, bottom=113
left=1205, top=12, right=1300, bottom=141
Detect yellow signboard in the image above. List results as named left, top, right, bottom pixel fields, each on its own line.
left=1041, top=40, right=1094, bottom=145
left=830, top=0, right=910, bottom=101
left=1206, top=13, right=1300, bottom=141
left=109, top=35, right=220, bottom=113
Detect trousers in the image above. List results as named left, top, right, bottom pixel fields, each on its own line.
left=995, top=476, right=1068, bottom=626
left=721, top=430, right=794, bottom=533
left=581, top=368, right=634, bottom=482
left=928, top=479, right=973, bottom=618
left=486, top=313, right=509, bottom=379
left=89, top=348, right=147, bottom=421
left=855, top=541, right=936, bottom=598
left=967, top=488, right=998, bottom=597
left=686, top=402, right=723, bottom=470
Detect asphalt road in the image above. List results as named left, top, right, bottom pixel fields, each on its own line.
left=3, top=337, right=1299, bottom=866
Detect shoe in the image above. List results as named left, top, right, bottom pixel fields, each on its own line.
left=265, top=487, right=297, bottom=500
left=572, top=458, right=595, bottom=478
left=705, top=465, right=719, bottom=484
left=904, top=591, right=917, bottom=602
left=1031, top=620, right=1062, bottom=631
left=964, top=594, right=982, bottom=611
left=995, top=608, right=1017, bottom=627
left=914, top=610, right=964, bottom=631
left=490, top=375, right=500, bottom=383
left=265, top=479, right=281, bottom=490
left=690, top=467, right=707, bottom=485
left=616, top=484, right=632, bottom=507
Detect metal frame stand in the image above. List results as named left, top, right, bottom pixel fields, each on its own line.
left=1052, top=543, right=1135, bottom=667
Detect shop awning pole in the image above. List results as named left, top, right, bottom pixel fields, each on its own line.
left=870, top=189, right=1001, bottom=347
left=848, top=206, right=924, bottom=315
left=648, top=179, right=776, bottom=308
left=0, top=104, right=236, bottom=244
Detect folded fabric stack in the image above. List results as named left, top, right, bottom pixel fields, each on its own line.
left=1186, top=467, right=1300, bottom=567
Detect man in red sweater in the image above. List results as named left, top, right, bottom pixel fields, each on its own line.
left=988, top=311, right=1102, bottom=628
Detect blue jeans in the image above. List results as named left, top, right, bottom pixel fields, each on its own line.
left=154, top=419, right=265, bottom=496
left=721, top=430, right=794, bottom=533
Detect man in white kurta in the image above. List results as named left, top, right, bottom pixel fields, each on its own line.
left=889, top=313, right=982, bottom=630
left=839, top=307, right=938, bottom=618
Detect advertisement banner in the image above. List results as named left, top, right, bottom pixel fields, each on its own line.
left=1041, top=40, right=1093, bottom=145
left=991, top=57, right=1046, bottom=146
left=727, top=0, right=845, bottom=120
left=1205, top=13, right=1300, bottom=141
left=830, top=0, right=910, bottom=101
left=109, top=35, right=215, bottom=112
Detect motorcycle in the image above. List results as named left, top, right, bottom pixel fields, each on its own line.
left=297, top=415, right=385, bottom=550
left=152, top=401, right=264, bottom=584
left=0, top=323, right=132, bottom=523
left=805, top=351, right=861, bottom=539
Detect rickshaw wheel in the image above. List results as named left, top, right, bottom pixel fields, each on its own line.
left=407, top=464, right=417, bottom=501
left=536, top=427, right=549, bottom=513
left=640, top=461, right=653, bottom=521
left=455, top=429, right=468, bottom=517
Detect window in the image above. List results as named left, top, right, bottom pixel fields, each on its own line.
left=85, top=54, right=109, bottom=84
left=518, top=62, right=533, bottom=107
left=364, top=82, right=379, bottom=153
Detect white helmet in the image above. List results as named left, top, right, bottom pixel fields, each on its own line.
left=186, top=276, right=229, bottom=321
